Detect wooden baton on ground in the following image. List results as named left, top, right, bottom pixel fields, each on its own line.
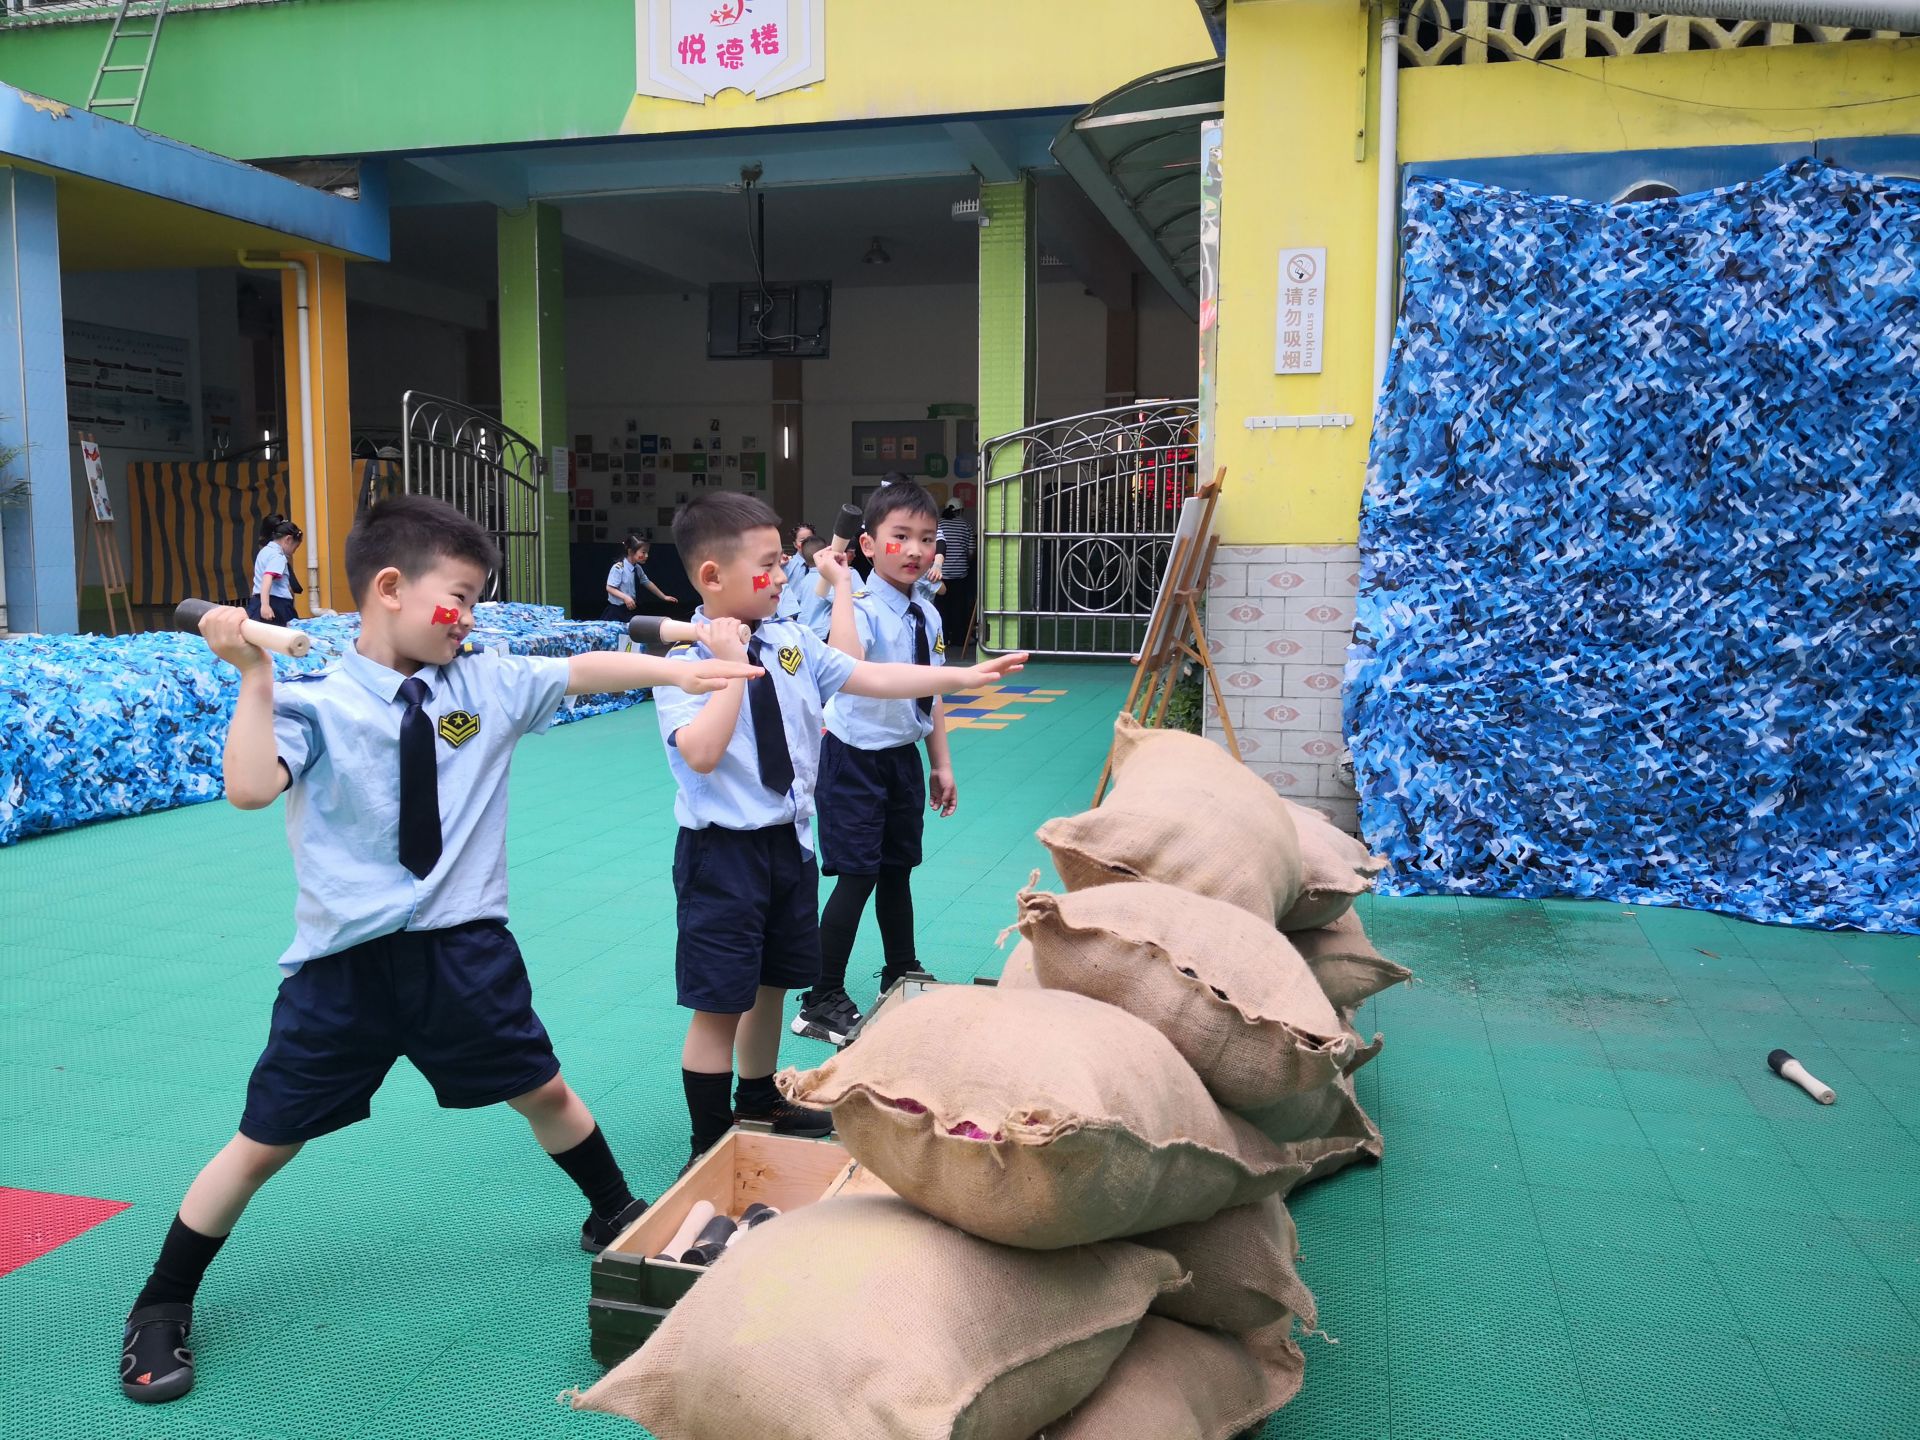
left=627, top=615, right=751, bottom=649
left=1768, top=1049, right=1836, bottom=1105
left=174, top=598, right=312, bottom=658
left=816, top=502, right=864, bottom=597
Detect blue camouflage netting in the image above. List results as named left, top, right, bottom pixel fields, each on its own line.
left=1350, top=159, right=1920, bottom=932
left=0, top=604, right=643, bottom=847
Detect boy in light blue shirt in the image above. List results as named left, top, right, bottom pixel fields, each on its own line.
left=794, top=481, right=958, bottom=1045
left=119, top=495, right=759, bottom=1408
left=654, top=492, right=1025, bottom=1168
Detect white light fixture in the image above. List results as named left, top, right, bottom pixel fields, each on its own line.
left=863, top=236, right=891, bottom=266
left=782, top=424, right=791, bottom=460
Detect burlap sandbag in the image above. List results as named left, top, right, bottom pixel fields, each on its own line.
left=1291, top=908, right=1411, bottom=1073
left=997, top=938, right=1040, bottom=987
left=1039, top=716, right=1305, bottom=924
left=780, top=986, right=1306, bottom=1248
left=1291, top=908, right=1411, bottom=1015
left=1137, top=1194, right=1315, bottom=1337
left=1011, top=882, right=1351, bottom=1110
left=1034, top=1317, right=1302, bottom=1440
left=1277, top=798, right=1384, bottom=931
left=1236, top=1073, right=1384, bottom=1190
left=570, top=1196, right=1183, bottom=1440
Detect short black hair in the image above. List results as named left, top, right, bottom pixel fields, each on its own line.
left=799, top=535, right=826, bottom=563
left=863, top=478, right=939, bottom=535
left=626, top=534, right=650, bottom=556
left=345, top=494, right=500, bottom=604
left=259, top=512, right=303, bottom=544
left=673, top=491, right=782, bottom=570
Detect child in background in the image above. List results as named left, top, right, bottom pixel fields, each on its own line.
left=654, top=492, right=1025, bottom=1167
left=603, top=535, right=678, bottom=621
left=248, top=516, right=303, bottom=626
left=793, top=536, right=833, bottom=639
left=793, top=482, right=956, bottom=1045
left=119, top=495, right=760, bottom=1406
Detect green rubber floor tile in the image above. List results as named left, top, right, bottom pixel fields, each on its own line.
left=1571, top=1326, right=1791, bottom=1437
left=1504, top=1096, right=1649, bottom=1150
left=1611, top=1064, right=1760, bottom=1118
left=1716, top=1258, right=1920, bottom=1346
left=1516, top=1134, right=1675, bottom=1201
left=1755, top=1337, right=1920, bottom=1438
left=1528, top=1183, right=1706, bottom=1260
left=1494, top=1058, right=1630, bottom=1110
left=1548, top=1241, right=1746, bottom=1336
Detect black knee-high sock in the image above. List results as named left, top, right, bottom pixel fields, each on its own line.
left=810, top=871, right=878, bottom=1002
left=683, top=1069, right=736, bottom=1156
left=876, top=865, right=917, bottom=975
left=132, top=1215, right=228, bottom=1312
left=548, top=1125, right=635, bottom=1219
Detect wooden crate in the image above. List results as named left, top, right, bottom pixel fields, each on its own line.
left=588, top=1127, right=891, bottom=1366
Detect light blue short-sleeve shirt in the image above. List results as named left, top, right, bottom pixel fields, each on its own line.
left=654, top=611, right=858, bottom=853
left=825, top=580, right=944, bottom=749
left=252, top=543, right=292, bottom=600
left=606, top=558, right=649, bottom=597
left=270, top=646, right=570, bottom=973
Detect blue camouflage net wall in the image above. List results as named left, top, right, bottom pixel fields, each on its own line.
left=1350, top=160, right=1920, bottom=932
left=0, top=604, right=643, bottom=847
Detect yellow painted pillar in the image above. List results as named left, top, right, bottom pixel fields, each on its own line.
left=1213, top=1, right=1379, bottom=547
left=278, top=252, right=356, bottom=613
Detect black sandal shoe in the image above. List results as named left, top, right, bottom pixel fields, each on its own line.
left=121, top=1303, right=194, bottom=1404
left=580, top=1195, right=650, bottom=1255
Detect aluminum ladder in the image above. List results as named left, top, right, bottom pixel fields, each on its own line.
left=85, top=0, right=170, bottom=127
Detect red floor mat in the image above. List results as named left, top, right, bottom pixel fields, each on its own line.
left=0, top=1186, right=131, bottom=1277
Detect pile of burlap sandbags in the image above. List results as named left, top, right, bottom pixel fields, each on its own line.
left=570, top=714, right=1409, bottom=1439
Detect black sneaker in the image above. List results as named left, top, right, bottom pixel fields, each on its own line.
left=734, top=1096, right=833, bottom=1139
left=121, top=1303, right=193, bottom=1404
left=791, top=989, right=864, bottom=1046
left=580, top=1195, right=650, bottom=1256
left=877, top=964, right=938, bottom=994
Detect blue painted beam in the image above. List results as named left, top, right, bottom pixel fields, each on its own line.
left=0, top=82, right=388, bottom=260
left=0, top=167, right=77, bottom=635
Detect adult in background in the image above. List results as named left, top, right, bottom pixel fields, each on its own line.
left=935, top=500, right=976, bottom=653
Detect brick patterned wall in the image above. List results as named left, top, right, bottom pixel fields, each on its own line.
left=1203, top=543, right=1360, bottom=832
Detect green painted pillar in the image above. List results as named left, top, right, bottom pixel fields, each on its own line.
left=978, top=176, right=1035, bottom=654
left=498, top=203, right=569, bottom=608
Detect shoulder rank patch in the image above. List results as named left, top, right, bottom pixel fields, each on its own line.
left=667, top=643, right=695, bottom=657
left=934, top=636, right=946, bottom=655
left=852, top=589, right=868, bottom=600
left=777, top=645, right=803, bottom=676
left=437, top=710, right=481, bottom=748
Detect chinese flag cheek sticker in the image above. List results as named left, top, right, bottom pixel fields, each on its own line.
left=885, top=543, right=901, bottom=555
left=751, top=573, right=771, bottom=591
left=431, top=605, right=461, bottom=626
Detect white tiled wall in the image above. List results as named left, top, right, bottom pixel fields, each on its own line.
left=1203, top=544, right=1361, bottom=832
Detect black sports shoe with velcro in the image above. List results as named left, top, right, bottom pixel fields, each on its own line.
left=734, top=1095, right=833, bottom=1139
left=580, top=1195, right=651, bottom=1255
left=121, top=1303, right=194, bottom=1404
left=791, top=989, right=864, bottom=1046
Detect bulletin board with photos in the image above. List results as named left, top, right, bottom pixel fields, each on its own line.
left=569, top=417, right=768, bottom=541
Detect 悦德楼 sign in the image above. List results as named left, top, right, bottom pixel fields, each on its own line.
left=1274, top=248, right=1326, bottom=375
left=634, top=0, right=824, bottom=106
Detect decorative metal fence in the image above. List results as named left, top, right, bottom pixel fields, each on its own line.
left=979, top=400, right=1200, bottom=658
left=400, top=391, right=545, bottom=603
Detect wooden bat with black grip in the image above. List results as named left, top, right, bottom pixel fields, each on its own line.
left=174, top=599, right=313, bottom=658
left=627, top=615, right=751, bottom=649
left=816, top=502, right=865, bottom=597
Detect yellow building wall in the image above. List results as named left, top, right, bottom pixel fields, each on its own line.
left=1213, top=5, right=1920, bottom=547
left=621, top=0, right=1218, bottom=136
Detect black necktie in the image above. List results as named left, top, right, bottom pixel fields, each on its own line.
left=904, top=604, right=933, bottom=716
left=397, top=676, right=441, bottom=878
left=744, top=635, right=796, bottom=796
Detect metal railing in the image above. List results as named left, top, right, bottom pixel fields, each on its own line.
left=979, top=399, right=1200, bottom=658
left=400, top=392, right=545, bottom=604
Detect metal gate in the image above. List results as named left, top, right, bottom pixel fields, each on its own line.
left=400, top=392, right=545, bottom=603
left=979, top=399, right=1199, bottom=657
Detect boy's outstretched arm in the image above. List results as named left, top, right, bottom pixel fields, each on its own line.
left=842, top=651, right=1027, bottom=701
left=565, top=650, right=761, bottom=697
left=925, top=701, right=957, bottom=816
left=198, top=605, right=288, bottom=810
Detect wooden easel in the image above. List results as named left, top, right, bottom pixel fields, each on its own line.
left=1092, top=468, right=1238, bottom=805
left=78, top=431, right=134, bottom=635
left=91, top=518, right=134, bottom=635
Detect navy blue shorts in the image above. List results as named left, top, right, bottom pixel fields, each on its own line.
left=816, top=734, right=925, bottom=877
left=245, top=594, right=297, bottom=626
left=674, top=825, right=821, bottom=1013
left=239, top=920, right=560, bottom=1146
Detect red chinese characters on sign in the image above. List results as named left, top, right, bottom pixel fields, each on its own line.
left=717, top=36, right=745, bottom=69
left=658, top=0, right=797, bottom=99
left=678, top=33, right=707, bottom=63
left=751, top=22, right=779, bottom=53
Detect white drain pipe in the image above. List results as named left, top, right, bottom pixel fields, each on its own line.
left=237, top=253, right=320, bottom=605
left=1372, top=8, right=1402, bottom=411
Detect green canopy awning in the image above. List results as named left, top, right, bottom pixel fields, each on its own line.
left=1050, top=59, right=1223, bottom=320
